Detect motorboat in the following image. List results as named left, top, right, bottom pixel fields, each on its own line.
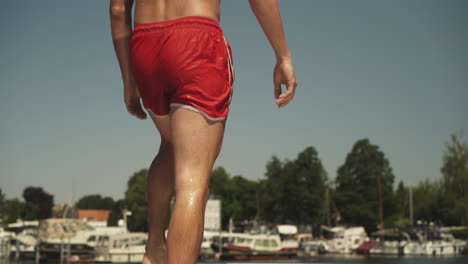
left=296, top=233, right=327, bottom=257
left=299, top=240, right=326, bottom=257
left=369, top=228, right=410, bottom=255
left=93, top=232, right=147, bottom=263
left=322, top=226, right=369, bottom=254
left=38, top=218, right=127, bottom=263
left=199, top=230, right=217, bottom=260
left=0, top=227, right=14, bottom=259
left=6, top=219, right=39, bottom=260
left=211, top=231, right=297, bottom=260
left=9, top=233, right=37, bottom=260
left=276, top=224, right=299, bottom=251
left=403, top=231, right=466, bottom=256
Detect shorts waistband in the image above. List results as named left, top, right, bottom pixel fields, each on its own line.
left=132, top=16, right=223, bottom=35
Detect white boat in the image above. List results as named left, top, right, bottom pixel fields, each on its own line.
left=211, top=231, right=297, bottom=260
left=200, top=230, right=217, bottom=259
left=323, top=226, right=368, bottom=254
left=6, top=219, right=39, bottom=260
left=403, top=232, right=466, bottom=256
left=0, top=227, right=14, bottom=259
left=276, top=224, right=299, bottom=251
left=38, top=218, right=127, bottom=262
left=299, top=240, right=325, bottom=257
left=370, top=240, right=407, bottom=255
left=369, top=229, right=410, bottom=255
left=297, top=233, right=329, bottom=256
left=9, top=233, right=37, bottom=260
left=93, top=232, right=148, bottom=263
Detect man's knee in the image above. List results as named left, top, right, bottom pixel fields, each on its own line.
left=175, top=182, right=210, bottom=202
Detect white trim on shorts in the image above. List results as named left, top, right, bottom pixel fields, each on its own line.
left=170, top=103, right=227, bottom=122
left=146, top=107, right=169, bottom=118
left=223, top=36, right=235, bottom=86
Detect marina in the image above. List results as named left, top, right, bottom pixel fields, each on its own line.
left=1, top=256, right=468, bottom=264
left=0, top=216, right=466, bottom=263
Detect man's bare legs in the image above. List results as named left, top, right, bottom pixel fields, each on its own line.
left=143, top=107, right=226, bottom=264
left=143, top=111, right=174, bottom=264
left=166, top=107, right=226, bottom=264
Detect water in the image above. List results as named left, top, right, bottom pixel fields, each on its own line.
left=2, top=256, right=468, bottom=264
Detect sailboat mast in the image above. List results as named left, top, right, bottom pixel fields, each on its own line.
left=325, top=187, right=331, bottom=226
left=409, top=186, right=413, bottom=225
left=377, top=173, right=384, bottom=231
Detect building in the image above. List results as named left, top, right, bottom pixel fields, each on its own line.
left=77, top=210, right=111, bottom=227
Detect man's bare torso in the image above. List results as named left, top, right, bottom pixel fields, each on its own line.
left=134, top=0, right=220, bottom=26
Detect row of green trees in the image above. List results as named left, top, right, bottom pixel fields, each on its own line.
left=118, top=134, right=467, bottom=234
left=0, top=186, right=126, bottom=228
left=0, top=187, right=54, bottom=224
left=209, top=134, right=468, bottom=233
left=1, top=134, right=466, bottom=235
left=410, top=134, right=468, bottom=225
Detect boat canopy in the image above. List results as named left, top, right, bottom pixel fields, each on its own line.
left=276, top=225, right=298, bottom=235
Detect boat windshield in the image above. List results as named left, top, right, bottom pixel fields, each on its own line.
left=269, top=239, right=279, bottom=247
left=113, top=237, right=147, bottom=248
left=97, top=236, right=109, bottom=247
left=280, top=234, right=296, bottom=241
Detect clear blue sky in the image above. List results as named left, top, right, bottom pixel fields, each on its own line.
left=1, top=0, right=467, bottom=204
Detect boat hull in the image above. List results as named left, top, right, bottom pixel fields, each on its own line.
left=213, top=244, right=297, bottom=261
left=38, top=242, right=94, bottom=263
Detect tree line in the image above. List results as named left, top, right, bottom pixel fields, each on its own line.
left=1, top=134, right=467, bottom=235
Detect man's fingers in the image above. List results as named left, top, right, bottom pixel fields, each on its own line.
left=276, top=95, right=292, bottom=107
left=134, top=105, right=147, bottom=119
left=279, top=89, right=292, bottom=98
left=277, top=96, right=291, bottom=107
left=135, top=107, right=147, bottom=119
left=274, top=81, right=281, bottom=99
left=277, top=96, right=292, bottom=107
left=126, top=101, right=147, bottom=120
left=276, top=81, right=297, bottom=107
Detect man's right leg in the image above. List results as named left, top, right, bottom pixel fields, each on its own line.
left=166, top=107, right=226, bottom=264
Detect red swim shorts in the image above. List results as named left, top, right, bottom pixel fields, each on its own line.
left=130, top=16, right=235, bottom=121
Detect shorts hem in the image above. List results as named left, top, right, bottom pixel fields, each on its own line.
left=170, top=103, right=226, bottom=122
left=146, top=107, right=169, bottom=119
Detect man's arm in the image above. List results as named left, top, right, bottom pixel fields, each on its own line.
left=248, top=0, right=291, bottom=61
left=110, top=0, right=147, bottom=120
left=248, top=0, right=297, bottom=108
left=110, top=0, right=134, bottom=82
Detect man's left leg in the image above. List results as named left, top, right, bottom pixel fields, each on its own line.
left=143, top=110, right=174, bottom=264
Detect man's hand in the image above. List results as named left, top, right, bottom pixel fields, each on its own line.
left=124, top=79, right=147, bottom=120
left=274, top=58, right=298, bottom=108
